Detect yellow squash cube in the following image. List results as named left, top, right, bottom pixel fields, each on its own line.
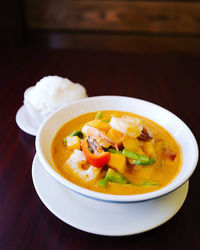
left=66, top=136, right=81, bottom=151
left=108, top=153, right=126, bottom=174
left=122, top=136, right=139, bottom=152
left=126, top=126, right=141, bottom=138
left=87, top=120, right=111, bottom=132
left=142, top=141, right=156, bottom=157
left=136, top=147, right=146, bottom=155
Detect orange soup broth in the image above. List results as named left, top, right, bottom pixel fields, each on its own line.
left=51, top=111, right=182, bottom=195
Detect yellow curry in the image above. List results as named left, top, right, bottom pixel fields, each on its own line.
left=51, top=111, right=182, bottom=195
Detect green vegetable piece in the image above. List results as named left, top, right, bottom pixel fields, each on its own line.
left=132, top=157, right=156, bottom=166
left=98, top=178, right=108, bottom=188
left=105, top=168, right=128, bottom=184
left=70, top=130, right=83, bottom=138
left=141, top=181, right=158, bottom=187
left=63, top=137, right=68, bottom=144
left=122, top=149, right=149, bottom=161
left=106, top=148, right=122, bottom=154
left=145, top=158, right=156, bottom=165
left=95, top=111, right=102, bottom=120
left=122, top=149, right=156, bottom=165
left=103, top=119, right=110, bottom=123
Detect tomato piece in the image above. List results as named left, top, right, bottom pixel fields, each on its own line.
left=81, top=140, right=110, bottom=168
left=162, top=149, right=176, bottom=161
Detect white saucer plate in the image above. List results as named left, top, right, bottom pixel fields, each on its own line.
left=16, top=105, right=38, bottom=136
left=32, top=154, right=189, bottom=236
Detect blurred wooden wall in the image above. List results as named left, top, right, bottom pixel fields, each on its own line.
left=1, top=1, right=25, bottom=48
left=24, top=0, right=200, bottom=53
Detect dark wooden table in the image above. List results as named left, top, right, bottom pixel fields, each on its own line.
left=0, top=49, right=199, bottom=250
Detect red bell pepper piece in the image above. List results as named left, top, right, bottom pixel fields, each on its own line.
left=81, top=140, right=110, bottom=168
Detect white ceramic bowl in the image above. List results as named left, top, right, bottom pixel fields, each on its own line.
left=36, top=96, right=198, bottom=203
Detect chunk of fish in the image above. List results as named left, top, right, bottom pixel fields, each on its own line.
left=65, top=149, right=101, bottom=182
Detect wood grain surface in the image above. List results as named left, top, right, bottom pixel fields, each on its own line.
left=0, top=49, right=199, bottom=250
left=25, top=0, right=200, bottom=33
left=24, top=0, right=200, bottom=53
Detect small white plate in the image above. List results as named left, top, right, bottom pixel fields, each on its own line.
left=16, top=105, right=38, bottom=136
left=32, top=154, right=189, bottom=236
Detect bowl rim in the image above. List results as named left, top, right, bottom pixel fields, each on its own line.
left=36, top=95, right=199, bottom=202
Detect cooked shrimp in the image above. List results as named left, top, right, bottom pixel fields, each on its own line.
left=82, top=125, right=117, bottom=149
left=87, top=136, right=104, bottom=154
left=77, top=166, right=101, bottom=182
left=109, top=116, right=143, bottom=138
left=65, top=149, right=101, bottom=182
left=66, top=149, right=86, bottom=169
left=121, top=116, right=143, bottom=130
